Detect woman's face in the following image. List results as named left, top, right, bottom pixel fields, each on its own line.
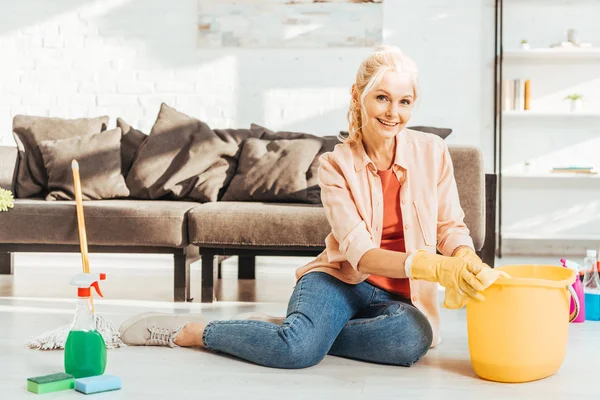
left=361, top=70, right=415, bottom=142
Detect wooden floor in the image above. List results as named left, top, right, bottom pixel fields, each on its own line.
left=1, top=253, right=599, bottom=399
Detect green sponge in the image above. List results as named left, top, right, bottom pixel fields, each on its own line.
left=27, top=372, right=75, bottom=394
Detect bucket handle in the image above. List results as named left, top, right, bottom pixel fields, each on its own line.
left=568, top=284, right=580, bottom=322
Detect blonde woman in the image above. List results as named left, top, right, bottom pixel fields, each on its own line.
left=119, top=45, right=503, bottom=368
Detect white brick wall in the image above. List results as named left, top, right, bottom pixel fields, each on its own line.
left=0, top=0, right=496, bottom=160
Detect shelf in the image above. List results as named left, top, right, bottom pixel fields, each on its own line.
left=502, top=111, right=600, bottom=117
left=502, top=172, right=600, bottom=179
left=504, top=48, right=600, bottom=60
left=502, top=233, right=600, bottom=241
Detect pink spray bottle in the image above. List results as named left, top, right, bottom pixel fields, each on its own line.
left=561, top=258, right=586, bottom=323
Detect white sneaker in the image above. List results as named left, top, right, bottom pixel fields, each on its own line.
left=118, top=312, right=203, bottom=347
left=230, top=312, right=285, bottom=326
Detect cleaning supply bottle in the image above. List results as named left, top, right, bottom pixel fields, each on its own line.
left=582, top=250, right=600, bottom=321
left=64, top=273, right=107, bottom=378
left=560, top=258, right=585, bottom=322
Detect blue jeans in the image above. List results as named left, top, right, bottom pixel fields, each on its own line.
left=202, top=272, right=433, bottom=369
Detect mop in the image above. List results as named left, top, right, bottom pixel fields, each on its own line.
left=26, top=160, right=125, bottom=350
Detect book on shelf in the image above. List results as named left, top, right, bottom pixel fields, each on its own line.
left=551, top=166, right=598, bottom=174
left=502, top=79, right=531, bottom=111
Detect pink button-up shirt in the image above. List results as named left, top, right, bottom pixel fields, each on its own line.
left=295, top=128, right=475, bottom=347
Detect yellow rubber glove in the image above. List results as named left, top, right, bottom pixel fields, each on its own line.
left=453, top=246, right=483, bottom=266
left=410, top=250, right=487, bottom=303
left=442, top=266, right=511, bottom=309
left=410, top=250, right=510, bottom=309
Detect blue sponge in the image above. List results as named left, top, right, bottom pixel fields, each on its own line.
left=75, top=375, right=122, bottom=394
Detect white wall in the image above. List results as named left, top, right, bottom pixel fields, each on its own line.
left=0, top=0, right=496, bottom=169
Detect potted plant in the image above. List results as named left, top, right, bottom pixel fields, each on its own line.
left=520, top=39, right=529, bottom=50
left=564, top=93, right=583, bottom=112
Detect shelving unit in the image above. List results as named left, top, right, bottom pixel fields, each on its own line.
left=504, top=48, right=600, bottom=60
left=493, top=0, right=600, bottom=257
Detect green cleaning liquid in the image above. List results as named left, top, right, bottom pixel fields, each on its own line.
left=64, top=330, right=107, bottom=378
left=65, top=273, right=109, bottom=378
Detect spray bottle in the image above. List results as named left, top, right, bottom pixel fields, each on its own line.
left=560, top=258, right=586, bottom=322
left=582, top=250, right=600, bottom=321
left=64, top=273, right=107, bottom=378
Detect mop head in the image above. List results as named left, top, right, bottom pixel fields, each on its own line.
left=26, top=315, right=126, bottom=350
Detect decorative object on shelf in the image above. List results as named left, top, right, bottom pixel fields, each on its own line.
left=567, top=29, right=579, bottom=45
left=564, top=93, right=583, bottom=112
left=520, top=39, right=529, bottom=50
left=501, top=79, right=529, bottom=111
left=524, top=79, right=531, bottom=110
left=0, top=187, right=14, bottom=212
left=551, top=28, right=593, bottom=49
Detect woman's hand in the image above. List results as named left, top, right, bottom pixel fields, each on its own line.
left=453, top=246, right=485, bottom=267
left=408, top=250, right=487, bottom=301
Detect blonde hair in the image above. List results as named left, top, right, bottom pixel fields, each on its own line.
left=341, top=45, right=420, bottom=146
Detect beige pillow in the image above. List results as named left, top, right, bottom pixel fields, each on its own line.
left=39, top=128, right=130, bottom=201
left=125, top=103, right=241, bottom=202
left=116, top=118, right=148, bottom=177
left=12, top=115, right=109, bottom=198
left=249, top=124, right=339, bottom=204
left=221, top=137, right=323, bottom=202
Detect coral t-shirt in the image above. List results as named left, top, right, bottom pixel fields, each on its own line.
left=365, top=168, right=411, bottom=299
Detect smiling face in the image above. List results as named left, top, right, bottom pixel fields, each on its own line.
left=360, top=70, right=415, bottom=142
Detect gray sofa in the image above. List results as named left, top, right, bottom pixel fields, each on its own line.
left=0, top=110, right=495, bottom=304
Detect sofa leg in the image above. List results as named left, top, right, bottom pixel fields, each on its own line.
left=238, top=256, right=256, bottom=279
left=0, top=252, right=13, bottom=275
left=216, top=255, right=231, bottom=279
left=173, top=246, right=199, bottom=302
left=201, top=251, right=219, bottom=303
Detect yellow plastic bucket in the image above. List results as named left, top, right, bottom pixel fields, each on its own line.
left=466, top=264, right=578, bottom=383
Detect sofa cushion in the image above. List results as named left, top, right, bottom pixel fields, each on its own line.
left=448, top=146, right=484, bottom=249
left=221, top=137, right=323, bottom=203
left=188, top=202, right=329, bottom=248
left=12, top=115, right=109, bottom=198
left=407, top=126, right=452, bottom=139
left=0, top=146, right=18, bottom=192
left=116, top=118, right=148, bottom=177
left=339, top=126, right=452, bottom=141
left=191, top=147, right=484, bottom=251
left=0, top=199, right=195, bottom=247
left=126, top=103, right=257, bottom=202
left=249, top=124, right=340, bottom=204
left=39, top=128, right=130, bottom=201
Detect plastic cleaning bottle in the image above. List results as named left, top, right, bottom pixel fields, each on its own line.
left=582, top=250, right=600, bottom=321
left=64, top=273, right=107, bottom=378
left=560, top=258, right=586, bottom=322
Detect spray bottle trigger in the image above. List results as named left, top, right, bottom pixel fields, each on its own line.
left=91, top=281, right=104, bottom=297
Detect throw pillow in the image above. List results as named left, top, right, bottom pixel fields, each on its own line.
left=39, top=128, right=130, bottom=201
left=116, top=118, right=148, bottom=177
left=249, top=124, right=339, bottom=204
left=221, top=137, right=323, bottom=203
left=125, top=103, right=240, bottom=202
left=12, top=115, right=109, bottom=198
